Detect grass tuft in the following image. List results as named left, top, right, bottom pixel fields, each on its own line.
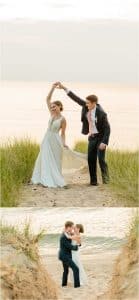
left=0, top=138, right=39, bottom=206
left=0, top=222, right=45, bottom=261
left=1, top=138, right=138, bottom=206
left=74, top=140, right=138, bottom=205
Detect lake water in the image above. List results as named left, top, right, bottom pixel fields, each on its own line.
left=0, top=81, right=138, bottom=150
left=0, top=207, right=136, bottom=255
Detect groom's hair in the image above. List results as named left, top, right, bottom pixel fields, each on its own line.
left=65, top=221, right=74, bottom=228
left=86, top=95, right=98, bottom=103
left=76, top=224, right=84, bottom=233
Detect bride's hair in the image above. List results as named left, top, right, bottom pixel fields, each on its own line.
left=52, top=101, right=63, bottom=111
left=76, top=224, right=84, bottom=233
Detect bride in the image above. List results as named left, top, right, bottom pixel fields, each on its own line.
left=31, top=82, right=87, bottom=188
left=31, top=82, right=67, bottom=188
left=68, top=224, right=88, bottom=286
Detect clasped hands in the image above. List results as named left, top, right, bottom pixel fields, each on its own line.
left=52, top=82, right=65, bottom=90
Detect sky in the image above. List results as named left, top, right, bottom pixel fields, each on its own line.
left=0, top=0, right=139, bottom=83
left=0, top=0, right=139, bottom=21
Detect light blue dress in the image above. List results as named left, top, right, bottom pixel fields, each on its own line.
left=31, top=116, right=87, bottom=187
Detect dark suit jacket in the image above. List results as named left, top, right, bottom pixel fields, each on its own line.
left=58, top=233, right=78, bottom=262
left=67, top=91, right=111, bottom=145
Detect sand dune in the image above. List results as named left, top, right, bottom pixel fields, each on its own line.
left=1, top=245, right=58, bottom=300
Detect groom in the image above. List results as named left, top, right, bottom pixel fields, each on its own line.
left=58, top=82, right=111, bottom=186
left=58, top=221, right=80, bottom=288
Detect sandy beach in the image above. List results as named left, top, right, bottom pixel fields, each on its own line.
left=19, top=167, right=128, bottom=207
left=41, top=250, right=120, bottom=300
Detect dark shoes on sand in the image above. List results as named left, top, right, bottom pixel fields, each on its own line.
left=90, top=178, right=110, bottom=186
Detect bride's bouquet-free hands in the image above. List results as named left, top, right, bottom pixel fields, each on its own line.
left=55, top=82, right=67, bottom=91
left=52, top=81, right=61, bottom=89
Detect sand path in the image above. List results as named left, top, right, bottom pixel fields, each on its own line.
left=41, top=250, right=120, bottom=300
left=19, top=167, right=125, bottom=207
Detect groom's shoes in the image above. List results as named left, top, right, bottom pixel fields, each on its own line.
left=62, top=284, right=67, bottom=287
left=90, top=182, right=99, bottom=186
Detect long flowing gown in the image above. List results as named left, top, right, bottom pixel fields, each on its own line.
left=31, top=116, right=87, bottom=188
left=71, top=240, right=88, bottom=286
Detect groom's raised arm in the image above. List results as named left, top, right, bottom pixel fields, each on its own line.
left=59, top=83, right=86, bottom=107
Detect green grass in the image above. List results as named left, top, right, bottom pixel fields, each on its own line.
left=0, top=222, right=45, bottom=261
left=0, top=138, right=39, bottom=207
left=74, top=140, right=139, bottom=205
left=1, top=138, right=138, bottom=206
left=127, top=214, right=139, bottom=250
left=74, top=140, right=88, bottom=153
left=107, top=214, right=139, bottom=300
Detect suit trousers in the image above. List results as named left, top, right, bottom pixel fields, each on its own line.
left=88, top=135, right=109, bottom=184
left=62, top=258, right=80, bottom=288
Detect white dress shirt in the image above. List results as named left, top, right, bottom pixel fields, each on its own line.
left=66, top=89, right=98, bottom=134
left=87, top=106, right=98, bottom=134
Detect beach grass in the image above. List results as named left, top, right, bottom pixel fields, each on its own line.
left=74, top=141, right=138, bottom=205
left=0, top=138, right=39, bottom=207
left=1, top=138, right=138, bottom=206
left=0, top=222, right=45, bottom=261
left=102, top=214, right=139, bottom=300
left=127, top=214, right=139, bottom=251
left=0, top=222, right=58, bottom=299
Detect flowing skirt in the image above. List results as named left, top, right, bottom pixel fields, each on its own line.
left=31, top=131, right=87, bottom=188
left=70, top=250, right=88, bottom=286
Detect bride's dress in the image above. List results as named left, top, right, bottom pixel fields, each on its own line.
left=31, top=116, right=87, bottom=187
left=71, top=240, right=88, bottom=286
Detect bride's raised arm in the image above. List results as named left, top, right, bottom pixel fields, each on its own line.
left=46, top=82, right=60, bottom=111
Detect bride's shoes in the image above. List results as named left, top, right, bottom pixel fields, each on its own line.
left=63, top=185, right=69, bottom=189
left=41, top=184, right=48, bottom=188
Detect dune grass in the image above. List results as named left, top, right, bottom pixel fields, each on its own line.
left=127, top=214, right=139, bottom=251
left=74, top=141, right=138, bottom=205
left=0, top=138, right=39, bottom=207
left=1, top=138, right=138, bottom=206
left=0, top=222, right=45, bottom=261
left=102, top=214, right=139, bottom=300
left=1, top=223, right=58, bottom=299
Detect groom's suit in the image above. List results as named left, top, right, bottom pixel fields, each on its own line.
left=67, top=91, right=111, bottom=184
left=59, top=233, right=80, bottom=288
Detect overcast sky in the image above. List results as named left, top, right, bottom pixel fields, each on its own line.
left=0, top=0, right=138, bottom=83
left=0, top=0, right=139, bottom=21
